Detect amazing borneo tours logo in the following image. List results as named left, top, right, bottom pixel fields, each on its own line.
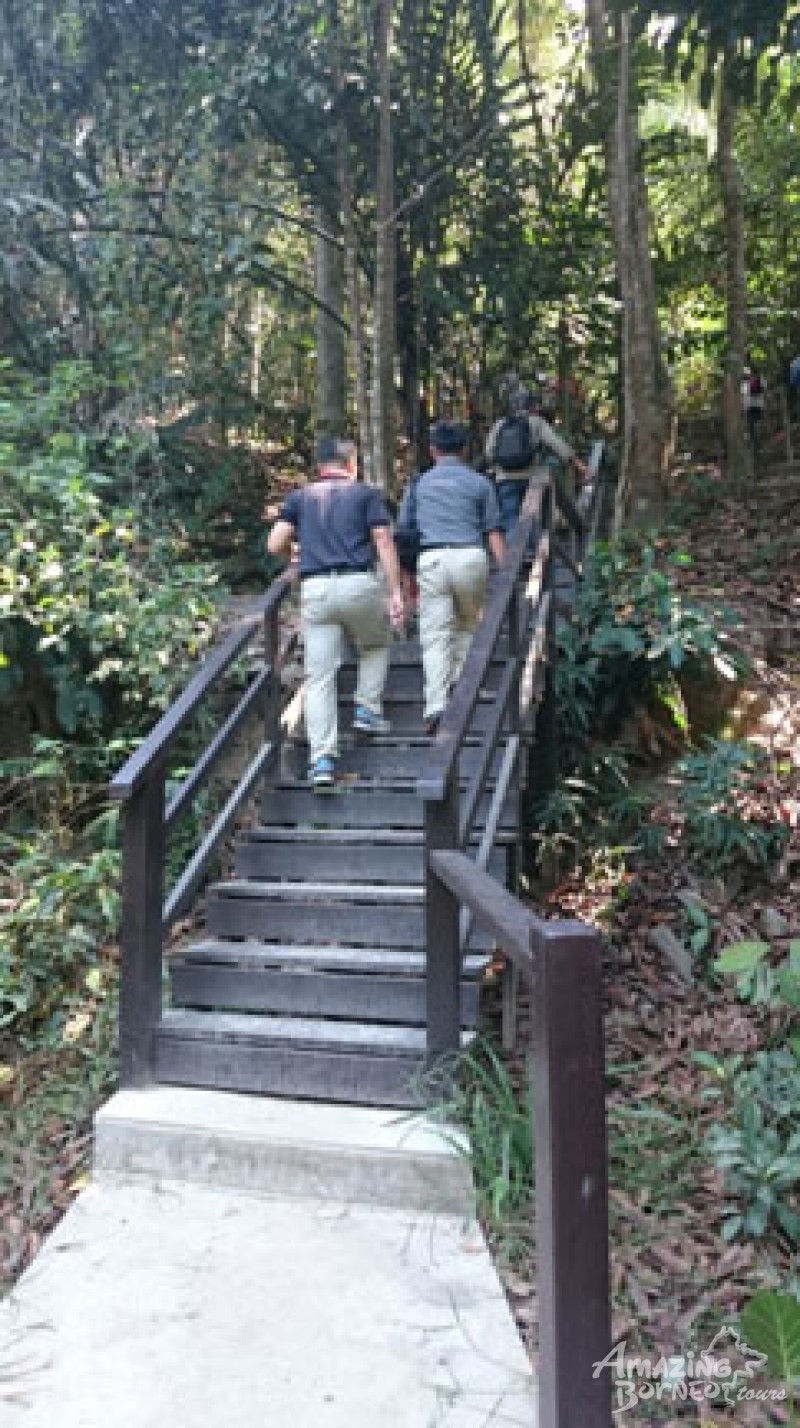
left=593, top=1327, right=787, bottom=1414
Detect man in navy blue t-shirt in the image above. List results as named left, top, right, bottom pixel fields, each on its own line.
left=268, top=438, right=404, bottom=789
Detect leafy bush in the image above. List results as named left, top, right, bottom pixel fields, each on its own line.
left=676, top=740, right=788, bottom=873
left=699, top=1048, right=800, bottom=1244
left=0, top=362, right=226, bottom=1038
left=0, top=361, right=220, bottom=751
left=534, top=540, right=740, bottom=864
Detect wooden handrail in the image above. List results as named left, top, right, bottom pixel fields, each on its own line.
left=109, top=575, right=292, bottom=802
left=428, top=850, right=611, bottom=1428
left=114, top=574, right=294, bottom=1085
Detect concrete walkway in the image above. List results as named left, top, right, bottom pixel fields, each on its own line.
left=0, top=1089, right=536, bottom=1428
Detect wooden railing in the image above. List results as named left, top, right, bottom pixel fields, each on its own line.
left=108, top=575, right=295, bottom=1085
left=430, top=852, right=611, bottom=1428
left=417, top=443, right=605, bottom=1065
left=418, top=444, right=610, bottom=1428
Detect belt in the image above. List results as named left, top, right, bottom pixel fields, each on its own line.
left=420, top=543, right=482, bottom=553
left=301, top=564, right=373, bottom=581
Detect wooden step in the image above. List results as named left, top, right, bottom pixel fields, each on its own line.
left=309, top=740, right=506, bottom=784
left=169, top=940, right=484, bottom=1025
left=341, top=697, right=496, bottom=735
left=234, top=829, right=506, bottom=885
left=336, top=659, right=507, bottom=701
left=154, top=1009, right=445, bottom=1107
left=205, top=880, right=491, bottom=949
left=259, top=782, right=520, bottom=835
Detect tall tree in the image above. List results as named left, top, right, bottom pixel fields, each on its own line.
left=586, top=0, right=674, bottom=528
left=371, top=0, right=396, bottom=493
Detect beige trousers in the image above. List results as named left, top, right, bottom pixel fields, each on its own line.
left=417, top=546, right=488, bottom=720
left=301, top=570, right=390, bottom=762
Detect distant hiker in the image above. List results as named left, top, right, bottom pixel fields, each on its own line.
left=789, top=353, right=800, bottom=420
left=485, top=387, right=589, bottom=537
left=742, top=363, right=766, bottom=448
left=267, top=437, right=404, bottom=790
left=397, top=420, right=506, bottom=736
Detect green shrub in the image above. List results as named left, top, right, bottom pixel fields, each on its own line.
left=0, top=361, right=220, bottom=752
left=699, top=1048, right=800, bottom=1244
left=676, top=740, right=788, bottom=873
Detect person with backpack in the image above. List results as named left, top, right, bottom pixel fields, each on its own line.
left=741, top=362, right=766, bottom=449
left=267, top=436, right=405, bottom=790
left=485, top=388, right=589, bottom=537
left=396, top=420, right=506, bottom=736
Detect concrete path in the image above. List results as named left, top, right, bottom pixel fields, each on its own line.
left=0, top=1089, right=536, bottom=1428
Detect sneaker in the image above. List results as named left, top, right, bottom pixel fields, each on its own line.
left=309, top=756, right=336, bottom=791
left=423, top=713, right=442, bottom=738
left=353, top=705, right=391, bottom=735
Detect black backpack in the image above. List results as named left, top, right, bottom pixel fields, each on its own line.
left=494, top=415, right=535, bottom=471
left=395, top=474, right=421, bottom=573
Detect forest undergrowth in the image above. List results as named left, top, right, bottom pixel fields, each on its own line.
left=458, top=467, right=800, bottom=1424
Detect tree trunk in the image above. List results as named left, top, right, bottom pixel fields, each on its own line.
left=315, top=207, right=346, bottom=439
left=586, top=1, right=673, bottom=529
left=328, top=0, right=372, bottom=477
left=371, top=0, right=396, bottom=494
left=717, top=53, right=750, bottom=484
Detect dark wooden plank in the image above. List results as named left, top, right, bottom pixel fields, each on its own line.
left=337, top=657, right=507, bottom=702
left=259, top=782, right=519, bottom=836
left=261, top=784, right=424, bottom=828
left=176, top=939, right=491, bottom=978
left=155, top=1027, right=424, bottom=1108
left=428, top=849, right=534, bottom=969
left=119, top=767, right=166, bottom=1087
left=234, top=835, right=505, bottom=885
left=206, top=891, right=426, bottom=946
left=206, top=885, right=493, bottom=949
left=534, top=922, right=611, bottom=1428
left=169, top=963, right=480, bottom=1026
left=424, top=768, right=461, bottom=1071
left=331, top=740, right=506, bottom=783
left=235, top=838, right=425, bottom=884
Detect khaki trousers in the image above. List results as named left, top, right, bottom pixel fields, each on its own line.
left=301, top=570, right=390, bottom=762
left=418, top=547, right=488, bottom=720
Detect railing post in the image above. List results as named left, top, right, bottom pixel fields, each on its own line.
left=264, top=603, right=282, bottom=748
left=119, top=765, right=166, bottom=1086
left=533, top=922, right=611, bottom=1428
left=424, top=768, right=461, bottom=1083
left=525, top=484, right=559, bottom=870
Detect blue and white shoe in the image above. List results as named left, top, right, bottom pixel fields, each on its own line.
left=353, top=705, right=391, bottom=735
left=309, top=756, right=336, bottom=791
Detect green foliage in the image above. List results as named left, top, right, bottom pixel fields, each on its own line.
left=700, top=1048, right=800, bottom=1244
left=741, top=1291, right=800, bottom=1392
left=676, top=740, right=788, bottom=873
left=534, top=540, right=738, bottom=864
left=0, top=363, right=220, bottom=748
left=0, top=823, right=120, bottom=1036
left=427, top=1039, right=534, bottom=1259
left=715, top=940, right=800, bottom=1012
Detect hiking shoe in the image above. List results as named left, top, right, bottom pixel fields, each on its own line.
left=309, top=756, right=336, bottom=791
left=353, top=705, right=391, bottom=735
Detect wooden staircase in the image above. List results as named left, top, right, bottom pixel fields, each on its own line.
left=158, top=642, right=514, bottom=1107
left=110, top=452, right=606, bottom=1110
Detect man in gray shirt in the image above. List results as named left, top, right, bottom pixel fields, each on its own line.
left=397, top=421, right=506, bottom=735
